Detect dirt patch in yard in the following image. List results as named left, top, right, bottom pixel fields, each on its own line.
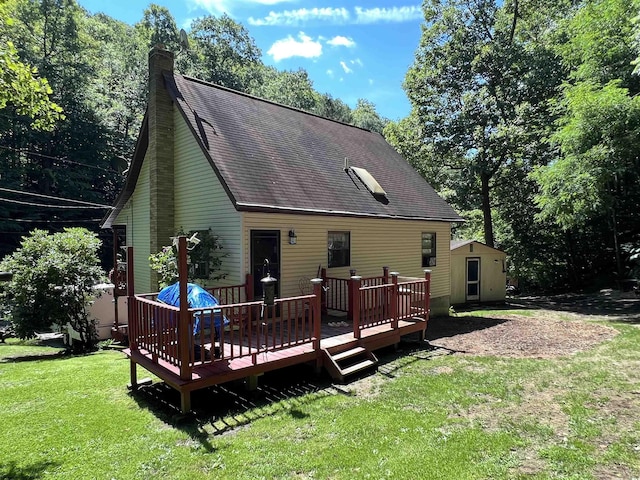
left=425, top=291, right=640, bottom=358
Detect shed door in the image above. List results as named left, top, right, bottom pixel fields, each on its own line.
left=466, top=258, right=480, bottom=301
left=250, top=230, right=280, bottom=300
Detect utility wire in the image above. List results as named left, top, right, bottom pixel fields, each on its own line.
left=0, top=197, right=111, bottom=209
left=0, top=187, right=113, bottom=208
left=0, top=144, right=121, bottom=173
left=0, top=217, right=102, bottom=223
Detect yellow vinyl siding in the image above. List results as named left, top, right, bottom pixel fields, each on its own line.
left=242, top=212, right=451, bottom=301
left=450, top=242, right=506, bottom=304
left=113, top=157, right=152, bottom=293
left=173, top=109, right=242, bottom=286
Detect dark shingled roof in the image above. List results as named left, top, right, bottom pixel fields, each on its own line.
left=103, top=72, right=462, bottom=227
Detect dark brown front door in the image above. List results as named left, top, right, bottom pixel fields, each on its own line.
left=250, top=230, right=280, bottom=300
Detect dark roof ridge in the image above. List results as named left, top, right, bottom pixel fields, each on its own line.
left=178, top=73, right=376, bottom=134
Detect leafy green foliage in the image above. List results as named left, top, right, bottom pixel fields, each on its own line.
left=0, top=6, right=63, bottom=130
left=0, top=228, right=105, bottom=348
left=148, top=229, right=227, bottom=289
left=404, top=0, right=566, bottom=248
left=351, top=98, right=388, bottom=134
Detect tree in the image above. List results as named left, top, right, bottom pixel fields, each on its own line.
left=148, top=229, right=226, bottom=289
left=0, top=3, right=63, bottom=130
left=248, top=66, right=317, bottom=111
left=135, top=3, right=179, bottom=52
left=351, top=99, right=387, bottom=134
left=189, top=14, right=262, bottom=91
left=404, top=0, right=567, bottom=247
left=313, top=93, right=352, bottom=124
left=533, top=81, right=640, bottom=282
left=0, top=0, right=127, bottom=261
left=0, top=228, right=105, bottom=350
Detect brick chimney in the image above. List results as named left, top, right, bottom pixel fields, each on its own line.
left=148, top=45, right=175, bottom=284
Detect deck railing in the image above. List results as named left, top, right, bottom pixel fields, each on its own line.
left=128, top=271, right=323, bottom=375
left=351, top=270, right=432, bottom=339
left=129, top=295, right=181, bottom=368
left=321, top=267, right=389, bottom=316
left=205, top=274, right=253, bottom=305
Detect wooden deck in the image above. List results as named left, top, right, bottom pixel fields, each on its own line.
left=126, top=313, right=427, bottom=405
left=123, top=240, right=432, bottom=413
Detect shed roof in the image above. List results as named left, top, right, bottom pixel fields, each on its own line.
left=450, top=240, right=505, bottom=253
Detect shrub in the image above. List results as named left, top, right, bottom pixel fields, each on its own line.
left=0, top=228, right=105, bottom=350
left=149, top=228, right=227, bottom=289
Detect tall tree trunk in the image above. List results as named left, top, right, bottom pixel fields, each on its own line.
left=611, top=207, right=623, bottom=289
left=481, top=171, right=494, bottom=247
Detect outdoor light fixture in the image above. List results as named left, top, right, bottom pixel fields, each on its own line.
left=288, top=229, right=297, bottom=245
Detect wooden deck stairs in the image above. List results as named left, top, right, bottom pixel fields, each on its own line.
left=323, top=345, right=378, bottom=382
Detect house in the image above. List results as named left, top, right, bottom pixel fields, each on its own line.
left=101, top=45, right=463, bottom=316
left=450, top=240, right=506, bottom=305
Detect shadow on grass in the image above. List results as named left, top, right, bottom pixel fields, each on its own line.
left=128, top=336, right=450, bottom=451
left=1, top=350, right=68, bottom=363
left=509, top=293, right=640, bottom=323
left=129, top=363, right=345, bottom=448
left=0, top=460, right=58, bottom=480
left=425, top=315, right=510, bottom=342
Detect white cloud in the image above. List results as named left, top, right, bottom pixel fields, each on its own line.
left=191, top=0, right=294, bottom=15
left=369, top=79, right=374, bottom=85
left=340, top=61, right=353, bottom=74
left=249, top=7, right=349, bottom=26
left=354, top=6, right=423, bottom=24
left=350, top=58, right=364, bottom=67
left=267, top=32, right=323, bottom=62
left=193, top=0, right=293, bottom=12
left=327, top=36, right=356, bottom=48
left=327, top=69, right=334, bottom=78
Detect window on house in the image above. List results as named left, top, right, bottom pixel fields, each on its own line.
left=421, top=232, right=437, bottom=267
left=328, top=232, right=350, bottom=268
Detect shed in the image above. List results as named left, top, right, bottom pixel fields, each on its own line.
left=450, top=240, right=506, bottom=305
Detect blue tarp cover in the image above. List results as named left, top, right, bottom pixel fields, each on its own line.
left=157, top=282, right=228, bottom=336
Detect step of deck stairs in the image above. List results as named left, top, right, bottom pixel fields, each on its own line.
left=325, top=346, right=378, bottom=382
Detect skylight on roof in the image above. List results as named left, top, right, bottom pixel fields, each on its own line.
left=350, top=166, right=387, bottom=196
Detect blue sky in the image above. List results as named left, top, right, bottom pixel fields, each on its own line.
left=77, top=0, right=424, bottom=121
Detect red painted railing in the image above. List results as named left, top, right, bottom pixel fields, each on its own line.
left=129, top=295, right=181, bottom=368
left=322, top=267, right=389, bottom=316
left=351, top=270, right=431, bottom=339
left=205, top=273, right=253, bottom=305
left=128, top=268, right=323, bottom=373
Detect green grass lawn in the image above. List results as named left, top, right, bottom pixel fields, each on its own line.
left=1, top=307, right=639, bottom=479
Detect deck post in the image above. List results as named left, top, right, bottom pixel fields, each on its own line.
left=347, top=269, right=355, bottom=320
left=383, top=266, right=389, bottom=284
left=126, top=247, right=136, bottom=350
left=246, top=273, right=254, bottom=301
left=350, top=276, right=362, bottom=339
left=112, top=229, right=120, bottom=332
left=424, top=269, right=432, bottom=324
left=390, top=272, right=399, bottom=329
left=180, top=390, right=191, bottom=413
left=177, top=236, right=191, bottom=381
left=311, top=278, right=323, bottom=370
left=320, top=268, right=327, bottom=315
left=129, top=359, right=138, bottom=390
